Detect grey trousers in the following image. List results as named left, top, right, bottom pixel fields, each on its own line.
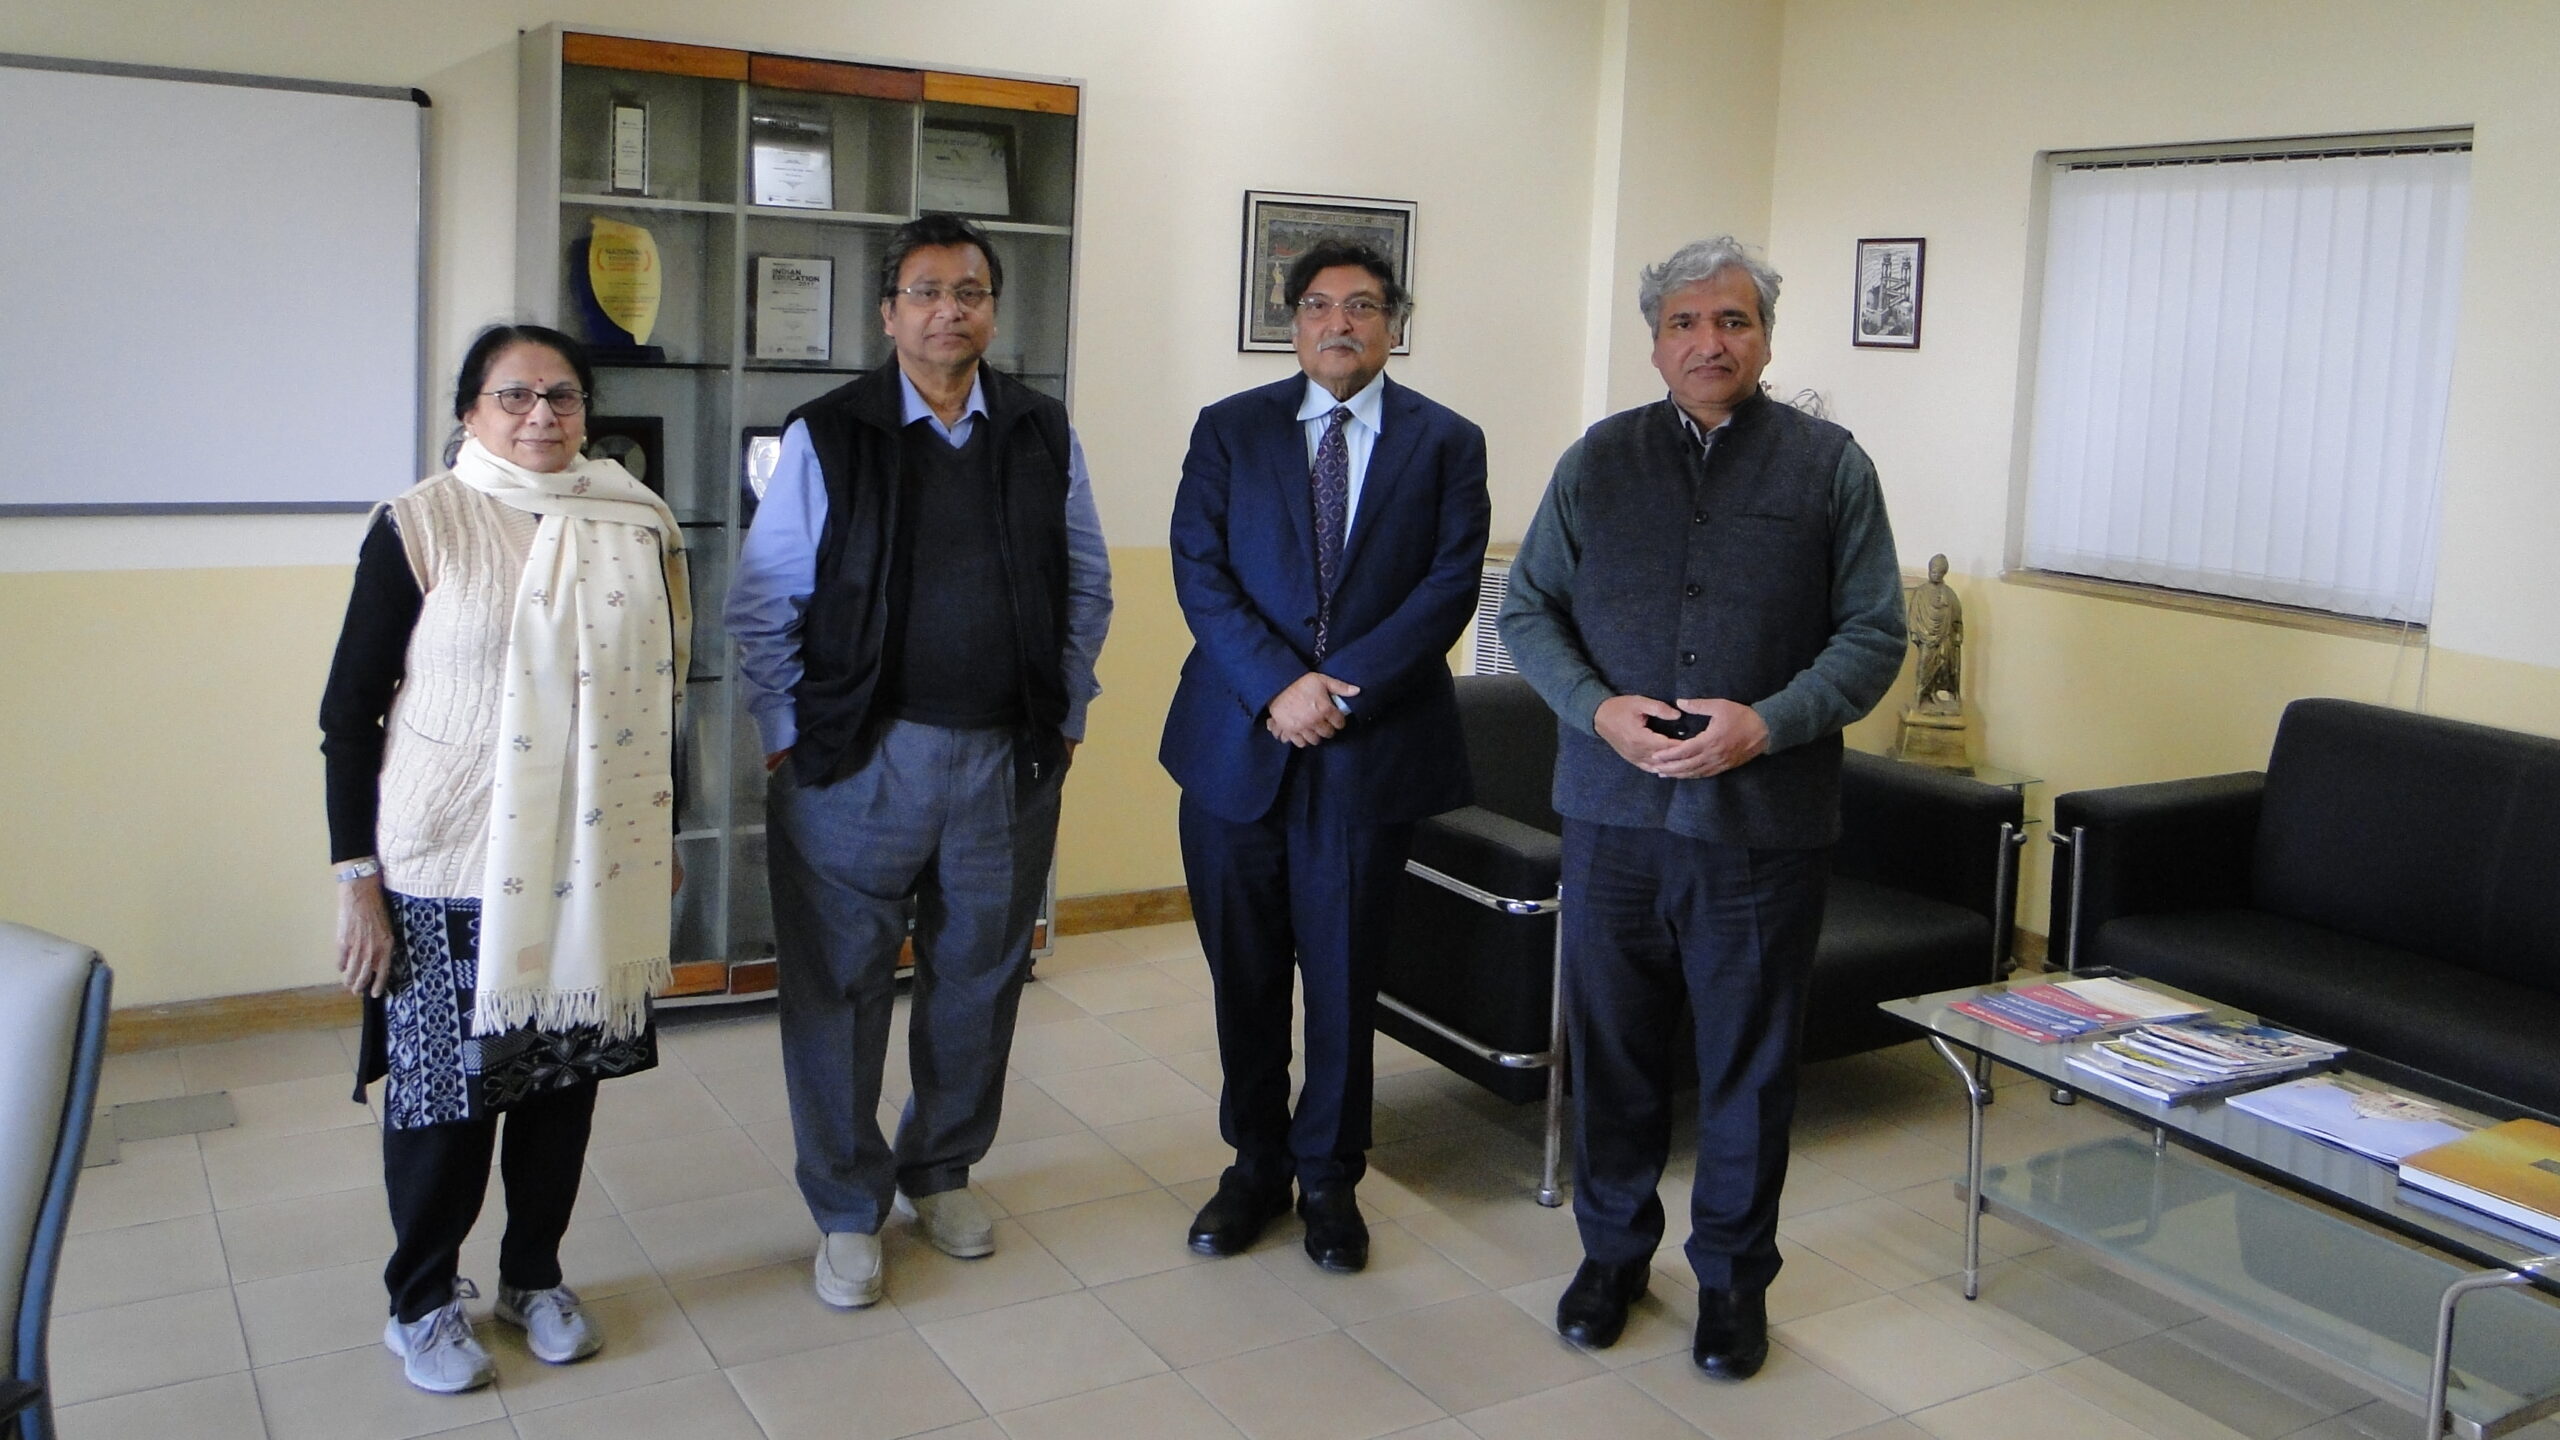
left=769, top=720, right=1062, bottom=1234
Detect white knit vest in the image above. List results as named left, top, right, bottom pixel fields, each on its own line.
left=377, top=473, right=538, bottom=897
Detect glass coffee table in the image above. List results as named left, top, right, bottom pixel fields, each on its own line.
left=1882, top=974, right=2560, bottom=1440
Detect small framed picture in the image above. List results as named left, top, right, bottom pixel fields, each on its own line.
left=1240, top=191, right=1417, bottom=354
left=749, top=99, right=834, bottom=211
left=751, top=255, right=834, bottom=364
left=739, top=426, right=783, bottom=526
left=585, top=415, right=664, bottom=494
left=917, top=120, right=1017, bottom=218
left=1852, top=238, right=1925, bottom=349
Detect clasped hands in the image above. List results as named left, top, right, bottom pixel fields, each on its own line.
left=1594, top=694, right=1768, bottom=779
left=1266, top=671, right=1361, bottom=748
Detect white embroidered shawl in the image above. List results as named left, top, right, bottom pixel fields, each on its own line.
left=451, top=439, right=692, bottom=1039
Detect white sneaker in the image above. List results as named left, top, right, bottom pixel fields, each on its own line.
left=382, top=1280, right=495, bottom=1394
left=899, top=1187, right=996, bottom=1258
left=814, top=1231, right=885, bottom=1308
left=496, top=1282, right=602, bottom=1364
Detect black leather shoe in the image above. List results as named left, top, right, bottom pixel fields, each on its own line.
left=1296, top=1184, right=1369, bottom=1273
left=1188, top=1169, right=1291, bottom=1257
left=1554, top=1258, right=1652, bottom=1348
left=1692, top=1286, right=1769, bottom=1380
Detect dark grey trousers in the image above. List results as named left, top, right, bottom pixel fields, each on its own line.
left=769, top=720, right=1062, bottom=1234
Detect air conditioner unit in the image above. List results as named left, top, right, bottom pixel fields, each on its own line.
left=1469, top=547, right=1517, bottom=675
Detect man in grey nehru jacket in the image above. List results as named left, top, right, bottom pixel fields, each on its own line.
left=1501, top=236, right=1904, bottom=1378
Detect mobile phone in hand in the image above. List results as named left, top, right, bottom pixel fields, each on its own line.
left=1644, top=711, right=1709, bottom=741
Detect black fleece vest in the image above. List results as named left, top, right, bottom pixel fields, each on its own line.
left=786, top=364, right=1071, bottom=787
left=1554, top=392, right=1852, bottom=848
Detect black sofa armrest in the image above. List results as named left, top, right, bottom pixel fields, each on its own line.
left=2048, top=772, right=2264, bottom=967
left=1832, top=751, right=2025, bottom=918
left=1405, top=804, right=1563, bottom=907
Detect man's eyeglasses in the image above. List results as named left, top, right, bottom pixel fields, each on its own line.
left=1294, top=295, right=1390, bottom=321
left=892, top=283, right=997, bottom=310
left=483, top=386, right=588, bottom=416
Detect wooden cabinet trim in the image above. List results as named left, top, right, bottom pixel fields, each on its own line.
left=923, top=72, right=1079, bottom=115
left=562, top=32, right=750, bottom=81
left=748, top=53, right=925, bottom=101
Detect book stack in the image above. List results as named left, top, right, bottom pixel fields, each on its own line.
left=2400, top=1118, right=2560, bottom=1242
left=1950, top=976, right=2207, bottom=1043
left=2225, top=1074, right=2473, bottom=1163
left=2064, top=1019, right=2346, bottom=1103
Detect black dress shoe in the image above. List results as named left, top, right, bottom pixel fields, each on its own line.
left=1692, top=1285, right=1769, bottom=1380
left=1554, top=1258, right=1652, bottom=1348
left=1188, top=1169, right=1291, bottom=1256
left=1296, top=1184, right=1369, bottom=1272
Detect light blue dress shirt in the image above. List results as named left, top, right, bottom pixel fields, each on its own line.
left=1295, top=371, right=1387, bottom=543
left=725, top=369, right=1114, bottom=756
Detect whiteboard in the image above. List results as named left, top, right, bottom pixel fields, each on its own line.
left=0, top=56, right=426, bottom=513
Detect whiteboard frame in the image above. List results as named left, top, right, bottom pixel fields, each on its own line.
left=0, top=52, right=430, bottom=515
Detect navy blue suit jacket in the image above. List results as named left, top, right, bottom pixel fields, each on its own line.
left=1161, top=373, right=1491, bottom=825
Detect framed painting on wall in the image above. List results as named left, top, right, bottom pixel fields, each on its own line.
left=1853, top=237, right=1925, bottom=348
left=1239, top=191, right=1416, bottom=353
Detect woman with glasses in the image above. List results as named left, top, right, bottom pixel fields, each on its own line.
left=319, top=323, right=691, bottom=1395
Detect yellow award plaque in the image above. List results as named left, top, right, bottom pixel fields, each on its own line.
left=586, top=217, right=661, bottom=347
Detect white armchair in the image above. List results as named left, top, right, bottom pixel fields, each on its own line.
left=0, top=923, right=111, bottom=1440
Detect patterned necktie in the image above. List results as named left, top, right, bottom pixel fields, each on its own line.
left=1310, top=404, right=1351, bottom=659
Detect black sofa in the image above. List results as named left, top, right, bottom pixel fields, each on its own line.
left=1379, top=674, right=2028, bottom=1105
left=2049, top=697, right=2560, bottom=1122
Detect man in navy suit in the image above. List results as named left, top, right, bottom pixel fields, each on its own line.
left=1162, top=241, right=1490, bottom=1273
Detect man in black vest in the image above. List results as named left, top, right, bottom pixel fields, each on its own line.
left=727, top=214, right=1113, bottom=1309
left=1500, top=236, right=1905, bottom=1377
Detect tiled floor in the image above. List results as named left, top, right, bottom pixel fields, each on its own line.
left=47, top=923, right=2500, bottom=1440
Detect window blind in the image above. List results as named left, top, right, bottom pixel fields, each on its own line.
left=2020, top=145, right=2470, bottom=623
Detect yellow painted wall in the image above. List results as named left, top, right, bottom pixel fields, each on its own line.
left=0, top=0, right=1613, bottom=1005
left=1770, top=0, right=2560, bottom=928
left=21, top=0, right=2560, bottom=1004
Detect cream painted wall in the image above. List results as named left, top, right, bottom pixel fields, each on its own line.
left=1592, top=0, right=1784, bottom=422
left=1767, top=0, right=2560, bottom=924
left=0, top=0, right=1611, bottom=1005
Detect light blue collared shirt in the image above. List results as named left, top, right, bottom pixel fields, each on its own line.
left=1296, top=371, right=1387, bottom=543
left=724, top=368, right=1114, bottom=754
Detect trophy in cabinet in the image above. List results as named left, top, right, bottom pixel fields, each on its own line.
left=571, top=215, right=665, bottom=361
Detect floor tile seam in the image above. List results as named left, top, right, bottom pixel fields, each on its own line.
left=53, top=1267, right=254, bottom=1328
left=1092, top=1285, right=1350, bottom=1371
left=206, top=1173, right=402, bottom=1216
left=1772, top=1333, right=2018, bottom=1420
left=1173, top=1343, right=1456, bottom=1435
left=1456, top=1368, right=1710, bottom=1439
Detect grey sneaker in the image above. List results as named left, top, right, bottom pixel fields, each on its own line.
left=814, top=1231, right=885, bottom=1308
left=496, top=1282, right=602, bottom=1364
left=382, top=1280, right=495, bottom=1394
left=899, top=1187, right=995, bottom=1258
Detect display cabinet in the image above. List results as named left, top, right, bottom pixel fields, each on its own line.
left=517, top=26, right=1078, bottom=1000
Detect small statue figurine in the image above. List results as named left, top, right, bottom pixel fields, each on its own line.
left=1909, top=554, right=1963, bottom=715
left=1894, top=554, right=1972, bottom=770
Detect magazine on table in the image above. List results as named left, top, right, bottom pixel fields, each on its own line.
left=2225, top=1074, right=2474, bottom=1164
left=2064, top=1018, right=2341, bottom=1102
left=1950, top=976, right=2207, bottom=1043
left=2399, top=1118, right=2560, bottom=1242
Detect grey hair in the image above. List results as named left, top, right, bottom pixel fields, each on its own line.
left=1638, top=236, right=1780, bottom=334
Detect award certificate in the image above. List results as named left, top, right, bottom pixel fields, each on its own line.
left=751, top=102, right=835, bottom=210
left=609, top=99, right=648, bottom=195
left=752, top=255, right=833, bottom=363
left=917, top=122, right=1013, bottom=217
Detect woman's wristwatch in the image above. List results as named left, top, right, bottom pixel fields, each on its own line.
left=334, top=857, right=382, bottom=884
